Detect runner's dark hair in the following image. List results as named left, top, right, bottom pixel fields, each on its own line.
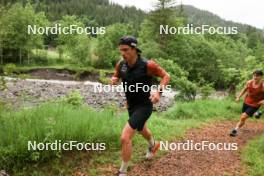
left=253, top=70, right=263, bottom=76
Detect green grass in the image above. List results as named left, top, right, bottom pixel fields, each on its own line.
left=5, top=64, right=95, bottom=73
left=242, top=135, right=264, bottom=176
left=163, top=98, right=241, bottom=120
left=0, top=98, right=246, bottom=175
left=0, top=102, right=125, bottom=172
left=0, top=49, right=113, bottom=75
left=31, top=49, right=64, bottom=60
left=0, top=99, right=205, bottom=175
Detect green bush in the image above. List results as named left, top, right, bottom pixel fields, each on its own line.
left=200, top=83, right=214, bottom=99
left=99, top=70, right=110, bottom=84
left=174, top=77, right=198, bottom=101
left=58, top=90, right=84, bottom=107
left=93, top=23, right=134, bottom=68
left=3, top=63, right=17, bottom=75
left=154, top=58, right=199, bottom=101
left=0, top=76, right=7, bottom=91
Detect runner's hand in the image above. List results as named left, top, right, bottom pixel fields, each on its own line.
left=235, top=97, right=240, bottom=102
left=110, top=77, right=119, bottom=85
left=124, top=101, right=129, bottom=109
left=257, top=100, right=264, bottom=105
left=149, top=91, right=161, bottom=104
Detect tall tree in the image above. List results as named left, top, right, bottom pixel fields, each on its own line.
left=147, top=0, right=177, bottom=51
left=57, top=15, right=91, bottom=64
left=0, top=2, right=48, bottom=64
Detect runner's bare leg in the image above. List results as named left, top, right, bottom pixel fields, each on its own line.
left=119, top=123, right=136, bottom=173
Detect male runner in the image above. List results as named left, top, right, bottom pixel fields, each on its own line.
left=110, top=36, right=170, bottom=176
left=230, top=70, right=264, bottom=137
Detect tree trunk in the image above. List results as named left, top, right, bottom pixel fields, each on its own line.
left=19, top=48, right=22, bottom=65
left=0, top=47, right=3, bottom=65
left=27, top=50, right=30, bottom=65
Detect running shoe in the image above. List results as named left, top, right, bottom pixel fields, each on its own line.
left=230, top=129, right=238, bottom=137
left=146, top=141, right=160, bottom=159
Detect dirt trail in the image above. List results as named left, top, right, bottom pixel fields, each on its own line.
left=127, top=120, right=264, bottom=176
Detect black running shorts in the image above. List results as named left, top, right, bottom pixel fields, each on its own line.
left=242, top=103, right=260, bottom=117
left=127, top=103, right=153, bottom=131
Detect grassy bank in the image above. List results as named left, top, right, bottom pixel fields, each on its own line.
left=242, top=135, right=264, bottom=176
left=0, top=63, right=114, bottom=77
left=0, top=63, right=114, bottom=84
left=0, top=98, right=244, bottom=175
left=0, top=100, right=201, bottom=175
left=163, top=98, right=241, bottom=120
left=0, top=101, right=128, bottom=170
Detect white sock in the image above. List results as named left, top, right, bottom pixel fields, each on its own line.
left=148, top=137, right=155, bottom=148
left=119, top=161, right=128, bottom=173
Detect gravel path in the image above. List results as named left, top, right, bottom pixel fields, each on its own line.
left=127, top=120, right=264, bottom=176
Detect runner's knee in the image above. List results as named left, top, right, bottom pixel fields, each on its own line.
left=240, top=113, right=248, bottom=121
left=120, top=135, right=131, bottom=144
left=139, top=126, right=151, bottom=136
left=120, top=124, right=134, bottom=144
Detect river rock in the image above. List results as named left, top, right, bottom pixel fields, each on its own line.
left=0, top=77, right=175, bottom=112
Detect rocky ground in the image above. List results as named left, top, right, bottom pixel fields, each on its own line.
left=0, top=77, right=175, bottom=111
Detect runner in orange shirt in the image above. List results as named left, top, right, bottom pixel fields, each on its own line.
left=230, top=70, right=264, bottom=137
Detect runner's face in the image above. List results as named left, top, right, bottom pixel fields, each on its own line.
left=119, top=45, right=137, bottom=61
left=253, top=74, right=262, bottom=82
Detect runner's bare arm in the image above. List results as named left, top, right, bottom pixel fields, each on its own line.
left=236, top=81, right=250, bottom=101
left=258, top=100, right=264, bottom=105
left=147, top=60, right=170, bottom=104
left=147, top=60, right=170, bottom=93
left=111, top=60, right=129, bottom=108
left=110, top=60, right=121, bottom=85
left=258, top=83, right=264, bottom=105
